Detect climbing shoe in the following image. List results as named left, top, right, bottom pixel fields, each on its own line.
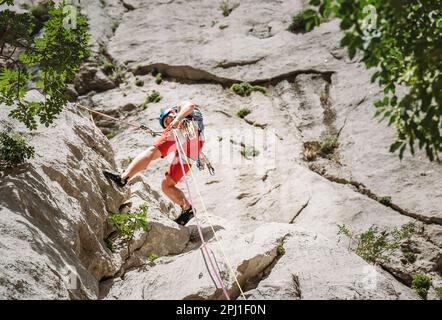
left=103, top=170, right=128, bottom=188
left=174, top=206, right=194, bottom=226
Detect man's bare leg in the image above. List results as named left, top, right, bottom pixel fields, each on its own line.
left=122, top=146, right=162, bottom=180
left=161, top=175, right=190, bottom=209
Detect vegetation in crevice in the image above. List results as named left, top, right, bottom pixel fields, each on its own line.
left=98, top=43, right=126, bottom=84
left=0, top=127, right=35, bottom=169
left=219, top=1, right=239, bottom=17
left=140, top=90, right=162, bottom=110
left=241, top=144, right=259, bottom=159
left=337, top=222, right=416, bottom=264
left=231, top=82, right=267, bottom=97
left=236, top=107, right=251, bottom=119
left=303, top=133, right=339, bottom=161
left=288, top=9, right=320, bottom=33
left=411, top=273, right=432, bottom=299
left=108, top=203, right=150, bottom=258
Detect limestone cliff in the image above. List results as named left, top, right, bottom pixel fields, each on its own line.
left=0, top=0, right=440, bottom=300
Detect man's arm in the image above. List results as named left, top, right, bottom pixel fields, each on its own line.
left=175, top=100, right=195, bottom=121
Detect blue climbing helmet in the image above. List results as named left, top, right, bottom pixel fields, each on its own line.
left=159, top=107, right=175, bottom=129
left=159, top=105, right=205, bottom=134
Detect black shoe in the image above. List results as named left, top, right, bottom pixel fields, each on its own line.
left=174, top=206, right=194, bottom=226
left=103, top=170, right=128, bottom=188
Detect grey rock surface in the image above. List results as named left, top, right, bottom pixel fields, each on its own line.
left=0, top=0, right=440, bottom=300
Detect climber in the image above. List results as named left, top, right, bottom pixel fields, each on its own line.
left=103, top=100, right=204, bottom=226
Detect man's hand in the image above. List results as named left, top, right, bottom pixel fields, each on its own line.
left=167, top=117, right=181, bottom=130
left=167, top=101, right=195, bottom=130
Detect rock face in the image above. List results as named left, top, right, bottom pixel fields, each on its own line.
left=0, top=103, right=128, bottom=299
left=74, top=63, right=116, bottom=95
left=0, top=0, right=441, bottom=300
left=101, top=222, right=416, bottom=300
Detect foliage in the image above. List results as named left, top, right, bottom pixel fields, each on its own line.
left=105, top=129, right=117, bottom=140
left=379, top=196, right=392, bottom=206
left=0, top=127, right=35, bottom=168
left=303, top=133, right=339, bottom=161
left=277, top=244, right=285, bottom=256
left=411, top=273, right=432, bottom=299
left=123, top=156, right=134, bottom=167
left=140, top=90, right=162, bottom=110
left=98, top=44, right=125, bottom=84
left=241, top=145, right=259, bottom=158
left=435, top=286, right=442, bottom=300
left=135, top=78, right=144, bottom=87
left=219, top=1, right=238, bottom=17
left=0, top=1, right=90, bottom=130
left=319, top=133, right=338, bottom=154
left=252, top=85, right=267, bottom=95
left=147, top=253, right=159, bottom=262
left=288, top=10, right=320, bottom=33
left=320, top=91, right=331, bottom=107
left=147, top=90, right=162, bottom=103
left=155, top=73, right=162, bottom=85
left=305, top=0, right=442, bottom=161
left=236, top=107, right=251, bottom=119
left=22, top=2, right=50, bottom=21
left=337, top=222, right=416, bottom=264
left=108, top=203, right=150, bottom=255
left=111, top=21, right=119, bottom=33
left=105, top=237, right=116, bottom=253
left=401, top=247, right=417, bottom=263
left=231, top=82, right=267, bottom=97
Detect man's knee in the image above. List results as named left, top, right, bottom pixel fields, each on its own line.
left=161, top=175, right=176, bottom=192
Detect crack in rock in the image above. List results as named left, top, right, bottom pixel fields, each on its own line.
left=133, top=62, right=334, bottom=88
left=309, top=165, right=442, bottom=226
left=215, top=57, right=265, bottom=69
left=289, top=198, right=311, bottom=224
left=233, top=235, right=290, bottom=299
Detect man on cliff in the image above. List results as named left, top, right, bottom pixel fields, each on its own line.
left=104, top=100, right=204, bottom=226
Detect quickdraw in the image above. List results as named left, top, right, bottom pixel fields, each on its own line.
left=197, top=152, right=215, bottom=176
left=180, top=118, right=196, bottom=140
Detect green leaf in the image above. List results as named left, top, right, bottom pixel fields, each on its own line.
left=389, top=141, right=403, bottom=153
left=302, top=9, right=317, bottom=19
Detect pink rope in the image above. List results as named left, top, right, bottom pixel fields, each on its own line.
left=172, top=130, right=230, bottom=300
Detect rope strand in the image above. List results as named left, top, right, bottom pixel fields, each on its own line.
left=173, top=130, right=247, bottom=300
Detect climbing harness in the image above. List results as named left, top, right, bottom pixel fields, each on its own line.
left=173, top=129, right=247, bottom=300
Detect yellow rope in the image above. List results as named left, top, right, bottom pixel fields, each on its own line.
left=174, top=132, right=247, bottom=300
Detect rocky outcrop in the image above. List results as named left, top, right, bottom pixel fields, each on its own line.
left=245, top=225, right=417, bottom=300
left=74, top=63, right=116, bottom=95
left=101, top=222, right=417, bottom=300
left=0, top=102, right=128, bottom=299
